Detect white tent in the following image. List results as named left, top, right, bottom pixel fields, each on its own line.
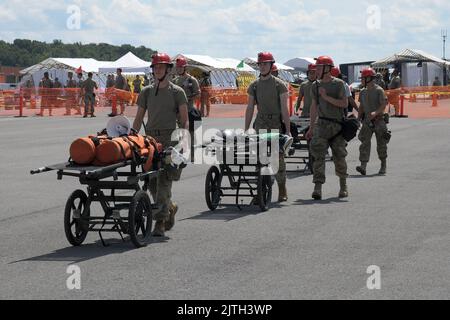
left=98, top=52, right=151, bottom=74
left=372, top=49, right=450, bottom=86
left=284, top=57, right=315, bottom=71
left=243, top=57, right=295, bottom=83
left=174, top=54, right=256, bottom=88
left=19, top=57, right=112, bottom=88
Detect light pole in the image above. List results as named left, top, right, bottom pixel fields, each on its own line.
left=442, top=29, right=448, bottom=85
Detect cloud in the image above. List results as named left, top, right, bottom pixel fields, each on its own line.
left=0, top=0, right=448, bottom=65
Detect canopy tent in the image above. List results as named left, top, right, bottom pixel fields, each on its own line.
left=174, top=54, right=256, bottom=89
left=19, top=57, right=112, bottom=88
left=372, top=49, right=450, bottom=68
left=371, top=49, right=450, bottom=86
left=284, top=57, right=316, bottom=71
left=243, top=57, right=295, bottom=83
left=98, top=52, right=151, bottom=74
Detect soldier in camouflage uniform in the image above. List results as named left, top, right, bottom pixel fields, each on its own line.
left=245, top=52, right=292, bottom=202
left=295, top=63, right=317, bottom=118
left=356, top=68, right=390, bottom=175
left=306, top=56, right=349, bottom=200
left=173, top=56, right=201, bottom=161
left=133, top=53, right=189, bottom=237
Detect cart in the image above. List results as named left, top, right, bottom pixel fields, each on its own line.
left=203, top=131, right=276, bottom=212
left=285, top=116, right=314, bottom=174
left=31, top=159, right=161, bottom=248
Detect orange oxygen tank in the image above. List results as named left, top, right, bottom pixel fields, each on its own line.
left=95, top=137, right=133, bottom=166
left=70, top=135, right=107, bottom=165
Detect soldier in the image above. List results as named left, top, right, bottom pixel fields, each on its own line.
left=80, top=72, right=98, bottom=117
left=245, top=52, right=292, bottom=202
left=200, top=71, right=212, bottom=117
left=143, top=75, right=150, bottom=87
left=109, top=68, right=127, bottom=117
left=132, top=75, right=142, bottom=105
left=356, top=68, right=390, bottom=176
left=64, top=72, right=81, bottom=116
left=295, top=64, right=316, bottom=118
left=375, top=73, right=386, bottom=89
left=132, top=53, right=189, bottom=237
left=331, top=67, right=359, bottom=116
left=173, top=57, right=201, bottom=161
left=37, top=72, right=54, bottom=117
left=432, top=76, right=442, bottom=86
left=388, top=69, right=402, bottom=116
left=305, top=56, right=349, bottom=200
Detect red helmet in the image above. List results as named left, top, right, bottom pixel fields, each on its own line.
left=257, top=52, right=275, bottom=64
left=151, top=53, right=173, bottom=67
left=330, top=67, right=341, bottom=77
left=307, top=64, right=316, bottom=71
left=271, top=64, right=279, bottom=72
left=176, top=56, right=187, bottom=68
left=360, top=68, right=376, bottom=78
left=315, top=56, right=334, bottom=67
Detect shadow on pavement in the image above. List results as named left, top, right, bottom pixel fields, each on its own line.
left=9, top=236, right=168, bottom=265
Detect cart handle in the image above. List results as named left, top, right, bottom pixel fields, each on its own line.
left=30, top=167, right=53, bottom=175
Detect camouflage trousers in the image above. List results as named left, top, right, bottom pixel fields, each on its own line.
left=146, top=131, right=182, bottom=221
left=358, top=119, right=388, bottom=163
left=310, top=119, right=348, bottom=184
left=254, top=114, right=286, bottom=186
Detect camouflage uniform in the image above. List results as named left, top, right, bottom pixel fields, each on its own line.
left=310, top=78, right=348, bottom=185
left=248, top=75, right=288, bottom=188
left=81, top=78, right=98, bottom=115
left=137, top=82, right=188, bottom=222
left=358, top=85, right=389, bottom=165
left=296, top=79, right=314, bottom=117
left=174, top=74, right=201, bottom=160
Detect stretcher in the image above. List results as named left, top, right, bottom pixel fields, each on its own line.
left=285, top=115, right=314, bottom=174
left=31, top=158, right=162, bottom=248
left=203, top=130, right=277, bottom=212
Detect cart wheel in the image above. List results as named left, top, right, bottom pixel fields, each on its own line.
left=205, top=166, right=222, bottom=211
left=128, top=190, right=152, bottom=248
left=64, top=190, right=90, bottom=247
left=257, top=174, right=273, bottom=212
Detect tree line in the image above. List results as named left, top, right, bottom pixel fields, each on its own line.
left=0, top=39, right=156, bottom=68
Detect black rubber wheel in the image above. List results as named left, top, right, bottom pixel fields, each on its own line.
left=128, top=190, right=153, bottom=248
left=205, top=166, right=222, bottom=211
left=64, top=189, right=90, bottom=247
left=257, top=174, right=273, bottom=212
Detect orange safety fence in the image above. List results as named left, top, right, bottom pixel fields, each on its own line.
left=3, top=85, right=448, bottom=119
left=0, top=87, right=140, bottom=117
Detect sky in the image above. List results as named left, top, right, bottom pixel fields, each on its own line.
left=0, top=0, right=449, bottom=65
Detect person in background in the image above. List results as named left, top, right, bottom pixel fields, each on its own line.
left=143, top=75, right=150, bottom=87
left=200, top=71, right=212, bottom=117
left=64, top=72, right=81, bottom=116
left=80, top=72, right=98, bottom=118
left=432, top=76, right=442, bottom=86
left=132, top=75, right=143, bottom=105
left=295, top=63, right=317, bottom=118
left=109, top=68, right=127, bottom=116
left=37, top=72, right=54, bottom=117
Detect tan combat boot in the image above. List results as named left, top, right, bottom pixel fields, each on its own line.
left=278, top=183, right=288, bottom=202
left=379, top=159, right=387, bottom=175
left=165, top=202, right=178, bottom=231
left=152, top=220, right=165, bottom=237
left=356, top=162, right=367, bottom=176
left=312, top=183, right=322, bottom=200
left=339, top=178, right=348, bottom=198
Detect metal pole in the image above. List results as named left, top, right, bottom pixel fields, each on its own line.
left=442, top=29, right=448, bottom=85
